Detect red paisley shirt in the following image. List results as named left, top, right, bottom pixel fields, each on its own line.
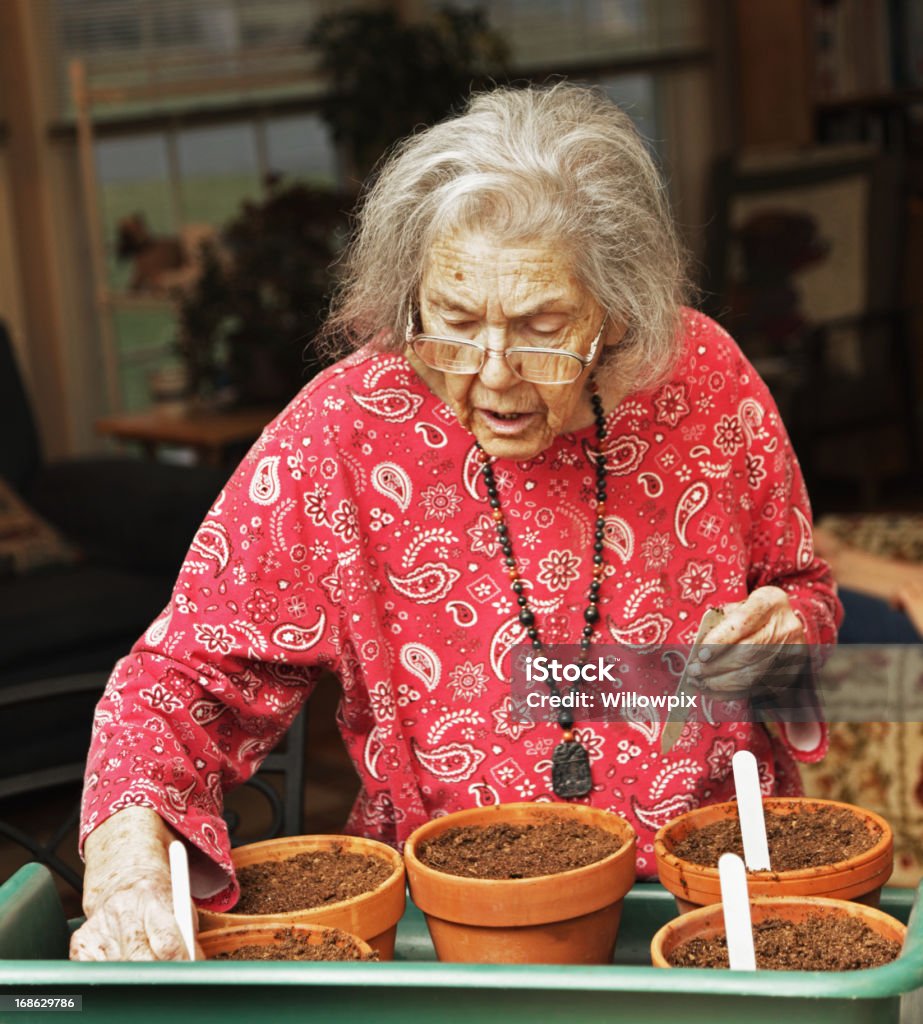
left=80, top=310, right=840, bottom=907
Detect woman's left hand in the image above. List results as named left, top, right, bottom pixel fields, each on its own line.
left=688, top=586, right=807, bottom=698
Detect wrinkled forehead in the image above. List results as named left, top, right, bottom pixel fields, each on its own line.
left=420, top=229, right=589, bottom=311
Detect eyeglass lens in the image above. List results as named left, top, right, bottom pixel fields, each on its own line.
left=413, top=338, right=582, bottom=384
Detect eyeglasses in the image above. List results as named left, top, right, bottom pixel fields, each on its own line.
left=407, top=315, right=606, bottom=385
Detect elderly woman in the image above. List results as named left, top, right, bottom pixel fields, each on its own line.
left=72, top=83, right=839, bottom=960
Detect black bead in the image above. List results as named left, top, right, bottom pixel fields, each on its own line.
left=475, top=375, right=611, bottom=743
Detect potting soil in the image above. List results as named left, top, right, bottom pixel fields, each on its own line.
left=417, top=820, right=622, bottom=879
left=233, top=847, right=392, bottom=914
left=666, top=913, right=901, bottom=970
left=212, top=926, right=379, bottom=961
left=671, top=804, right=881, bottom=870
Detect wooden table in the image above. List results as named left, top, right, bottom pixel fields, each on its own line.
left=95, top=405, right=279, bottom=465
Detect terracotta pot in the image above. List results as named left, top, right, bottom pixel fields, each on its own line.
left=199, top=921, right=375, bottom=961
left=654, top=797, right=893, bottom=914
left=650, top=894, right=907, bottom=969
left=403, top=802, right=637, bottom=964
left=197, top=835, right=405, bottom=959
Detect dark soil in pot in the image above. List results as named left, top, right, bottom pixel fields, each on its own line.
left=234, top=847, right=393, bottom=914
left=671, top=803, right=881, bottom=870
left=416, top=820, right=623, bottom=879
left=212, top=926, right=380, bottom=962
left=666, top=913, right=901, bottom=970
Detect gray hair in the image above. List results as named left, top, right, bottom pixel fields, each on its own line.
left=321, top=82, right=690, bottom=392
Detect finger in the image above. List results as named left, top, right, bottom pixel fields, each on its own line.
left=144, top=900, right=194, bottom=961
left=694, top=644, right=809, bottom=697
left=694, top=651, right=777, bottom=696
left=706, top=593, right=803, bottom=648
left=70, top=922, right=118, bottom=962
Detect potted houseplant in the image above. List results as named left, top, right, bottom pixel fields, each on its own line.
left=307, top=6, right=509, bottom=180
left=176, top=178, right=350, bottom=408
left=403, top=801, right=636, bottom=964
left=654, top=797, right=894, bottom=914
left=197, top=834, right=405, bottom=959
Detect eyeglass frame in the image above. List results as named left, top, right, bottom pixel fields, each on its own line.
left=404, top=309, right=608, bottom=385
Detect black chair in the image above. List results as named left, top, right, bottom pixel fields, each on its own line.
left=0, top=321, right=306, bottom=893
left=0, top=673, right=307, bottom=896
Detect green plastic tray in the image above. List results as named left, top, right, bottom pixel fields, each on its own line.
left=0, top=863, right=921, bottom=1023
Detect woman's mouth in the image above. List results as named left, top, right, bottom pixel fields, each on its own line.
left=477, top=409, right=539, bottom=435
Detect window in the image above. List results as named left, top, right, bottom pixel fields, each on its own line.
left=46, top=0, right=711, bottom=414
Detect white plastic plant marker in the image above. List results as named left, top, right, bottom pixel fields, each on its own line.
left=718, top=852, right=756, bottom=971
left=169, top=840, right=196, bottom=961
left=732, top=749, right=771, bottom=871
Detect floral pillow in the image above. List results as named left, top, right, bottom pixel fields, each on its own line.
left=0, top=476, right=79, bottom=577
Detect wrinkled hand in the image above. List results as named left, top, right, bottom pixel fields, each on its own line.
left=70, top=807, right=203, bottom=962
left=687, top=586, right=807, bottom=699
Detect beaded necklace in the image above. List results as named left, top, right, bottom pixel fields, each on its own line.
left=475, top=377, right=608, bottom=798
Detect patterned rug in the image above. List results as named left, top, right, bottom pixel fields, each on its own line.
left=800, top=514, right=923, bottom=888
left=818, top=513, right=923, bottom=561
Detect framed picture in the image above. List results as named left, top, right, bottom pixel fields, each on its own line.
left=704, top=145, right=903, bottom=357
left=702, top=146, right=917, bottom=500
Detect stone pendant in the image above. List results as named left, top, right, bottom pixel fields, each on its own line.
left=551, top=738, right=593, bottom=798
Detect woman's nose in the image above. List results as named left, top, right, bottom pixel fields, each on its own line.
left=478, top=347, right=519, bottom=389
left=477, top=326, right=518, bottom=389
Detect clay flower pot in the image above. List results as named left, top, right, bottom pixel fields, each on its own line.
left=199, top=922, right=376, bottom=961
left=197, top=835, right=405, bottom=959
left=403, top=802, right=637, bottom=964
left=650, top=895, right=906, bottom=969
left=654, top=797, right=893, bottom=914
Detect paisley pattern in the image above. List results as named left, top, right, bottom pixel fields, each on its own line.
left=399, top=643, right=442, bottom=692
left=188, top=522, right=232, bottom=577
left=371, top=463, right=413, bottom=511
left=80, top=310, right=840, bottom=912
left=249, top=456, right=281, bottom=506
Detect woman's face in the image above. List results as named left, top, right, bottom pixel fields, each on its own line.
left=415, top=231, right=613, bottom=461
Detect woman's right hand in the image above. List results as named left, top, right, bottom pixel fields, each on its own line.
left=70, top=807, right=203, bottom=961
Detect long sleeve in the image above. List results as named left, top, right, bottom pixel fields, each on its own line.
left=726, top=338, right=841, bottom=647
left=80, top=390, right=345, bottom=909
left=710, top=319, right=841, bottom=761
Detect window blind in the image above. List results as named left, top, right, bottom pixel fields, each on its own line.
left=50, top=0, right=378, bottom=117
